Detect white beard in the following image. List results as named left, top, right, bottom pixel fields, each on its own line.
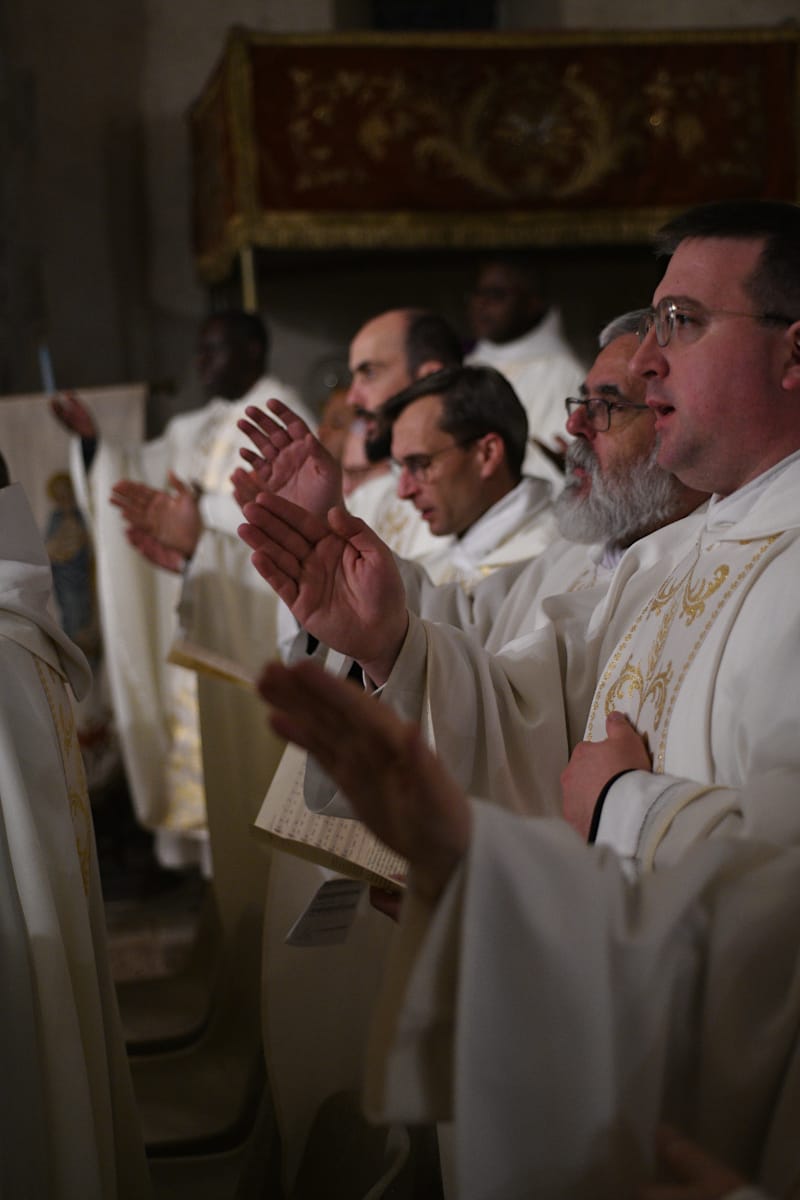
left=555, top=438, right=685, bottom=547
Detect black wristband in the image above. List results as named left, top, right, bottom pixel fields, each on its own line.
left=587, top=768, right=637, bottom=844
left=81, top=436, right=97, bottom=471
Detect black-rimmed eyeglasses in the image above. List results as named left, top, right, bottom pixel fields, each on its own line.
left=564, top=395, right=649, bottom=433
left=390, top=441, right=474, bottom=482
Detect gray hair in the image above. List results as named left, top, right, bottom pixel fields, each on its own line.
left=598, top=309, right=649, bottom=348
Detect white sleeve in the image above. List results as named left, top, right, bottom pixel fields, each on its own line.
left=367, top=800, right=800, bottom=1199
left=596, top=766, right=800, bottom=869
left=382, top=591, right=601, bottom=817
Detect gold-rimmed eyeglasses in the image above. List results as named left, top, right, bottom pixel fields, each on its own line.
left=637, top=298, right=794, bottom=348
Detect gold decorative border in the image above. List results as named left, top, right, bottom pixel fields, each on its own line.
left=193, top=206, right=683, bottom=280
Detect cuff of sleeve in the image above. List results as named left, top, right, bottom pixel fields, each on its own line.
left=588, top=769, right=636, bottom=844
left=592, top=769, right=669, bottom=858
left=198, top=491, right=241, bottom=537
left=377, top=611, right=427, bottom=708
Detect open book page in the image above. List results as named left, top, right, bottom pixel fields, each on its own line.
left=167, top=636, right=256, bottom=691
left=255, top=743, right=407, bottom=893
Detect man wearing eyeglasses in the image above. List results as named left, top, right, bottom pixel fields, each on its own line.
left=379, top=363, right=558, bottom=587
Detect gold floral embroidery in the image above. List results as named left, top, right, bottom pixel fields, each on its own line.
left=682, top=564, right=730, bottom=624
left=587, top=533, right=781, bottom=767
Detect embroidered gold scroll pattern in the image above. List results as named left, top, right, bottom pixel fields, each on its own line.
left=649, top=534, right=780, bottom=772
left=587, top=535, right=779, bottom=769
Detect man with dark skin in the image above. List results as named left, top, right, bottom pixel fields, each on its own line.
left=49, top=309, right=307, bottom=844
left=465, top=255, right=585, bottom=482
left=79, top=310, right=313, bottom=567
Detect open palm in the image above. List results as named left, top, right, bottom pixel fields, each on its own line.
left=239, top=491, right=407, bottom=678
left=237, top=399, right=343, bottom=516
left=258, top=657, right=470, bottom=900
left=111, top=472, right=201, bottom=557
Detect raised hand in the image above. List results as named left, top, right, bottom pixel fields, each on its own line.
left=110, top=471, right=202, bottom=559
left=237, top=398, right=344, bottom=516
left=238, top=489, right=407, bottom=684
left=258, top=658, right=471, bottom=901
left=50, top=391, right=98, bottom=439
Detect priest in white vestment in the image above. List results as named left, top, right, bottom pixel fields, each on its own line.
left=376, top=363, right=558, bottom=587
left=0, top=480, right=150, bottom=1199
left=53, top=310, right=310, bottom=865
left=465, top=255, right=586, bottom=485
left=256, top=654, right=800, bottom=1200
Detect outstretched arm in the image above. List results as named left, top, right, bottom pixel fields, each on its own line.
left=258, top=658, right=471, bottom=901
left=239, top=489, right=408, bottom=683
left=237, top=398, right=344, bottom=516
left=111, top=471, right=202, bottom=561
left=50, top=391, right=98, bottom=439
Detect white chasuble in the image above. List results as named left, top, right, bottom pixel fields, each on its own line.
left=0, top=484, right=150, bottom=1199
left=365, top=804, right=800, bottom=1200
left=70, top=376, right=303, bottom=836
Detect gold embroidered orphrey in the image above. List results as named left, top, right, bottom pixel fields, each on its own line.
left=35, top=657, right=93, bottom=896
left=586, top=533, right=781, bottom=772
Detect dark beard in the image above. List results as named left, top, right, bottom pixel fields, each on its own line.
left=365, top=426, right=391, bottom=464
